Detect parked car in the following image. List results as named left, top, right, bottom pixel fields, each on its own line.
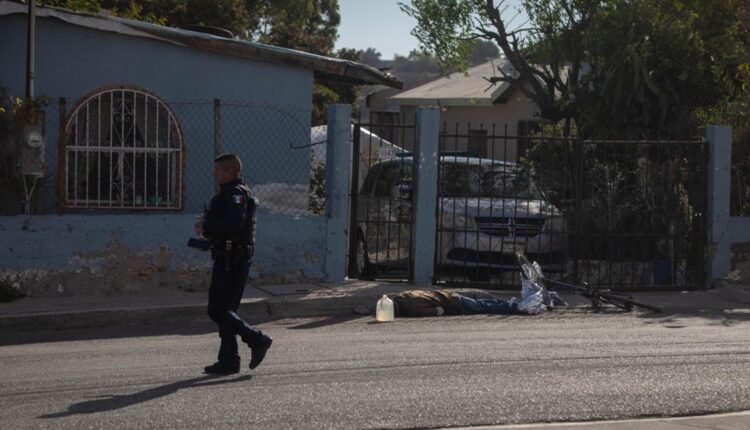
left=352, top=155, right=566, bottom=279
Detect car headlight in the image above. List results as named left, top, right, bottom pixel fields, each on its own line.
left=440, top=212, right=477, bottom=231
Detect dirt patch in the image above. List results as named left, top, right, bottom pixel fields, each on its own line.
left=1, top=239, right=324, bottom=298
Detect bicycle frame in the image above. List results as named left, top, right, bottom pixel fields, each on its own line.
left=517, top=252, right=663, bottom=313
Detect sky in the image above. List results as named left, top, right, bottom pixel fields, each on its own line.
left=335, top=0, right=419, bottom=60
left=335, top=0, right=527, bottom=60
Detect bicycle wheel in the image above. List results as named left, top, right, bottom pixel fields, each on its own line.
left=599, top=292, right=663, bottom=313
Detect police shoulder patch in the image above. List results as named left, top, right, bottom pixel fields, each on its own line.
left=233, top=194, right=245, bottom=204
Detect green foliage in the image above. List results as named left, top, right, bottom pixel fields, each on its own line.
left=40, top=0, right=101, bottom=14
left=356, top=48, right=383, bottom=68
left=696, top=64, right=750, bottom=215
left=399, top=0, right=476, bottom=74
left=252, top=0, right=340, bottom=55
left=308, top=157, right=326, bottom=214
left=575, top=0, right=741, bottom=137
left=311, top=84, right=339, bottom=126
left=401, top=0, right=750, bottom=137
left=521, top=121, right=704, bottom=263
left=43, top=0, right=247, bottom=33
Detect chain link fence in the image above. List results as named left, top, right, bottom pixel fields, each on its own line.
left=2, top=97, right=324, bottom=216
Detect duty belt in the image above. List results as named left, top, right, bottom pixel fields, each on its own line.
left=220, top=240, right=255, bottom=270
left=223, top=240, right=254, bottom=256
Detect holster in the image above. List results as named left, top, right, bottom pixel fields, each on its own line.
left=213, top=241, right=254, bottom=271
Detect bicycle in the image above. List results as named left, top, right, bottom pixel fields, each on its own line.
left=516, top=252, right=663, bottom=313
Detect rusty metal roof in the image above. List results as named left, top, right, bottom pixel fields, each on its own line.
left=0, top=1, right=402, bottom=89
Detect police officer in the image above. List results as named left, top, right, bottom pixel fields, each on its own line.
left=195, top=153, right=272, bottom=374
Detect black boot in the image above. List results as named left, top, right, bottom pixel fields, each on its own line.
left=249, top=336, right=273, bottom=370
left=204, top=360, right=240, bottom=375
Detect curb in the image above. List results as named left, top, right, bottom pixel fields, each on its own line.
left=4, top=286, right=749, bottom=333
left=0, top=293, right=378, bottom=333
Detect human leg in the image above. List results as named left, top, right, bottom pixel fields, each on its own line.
left=458, top=294, right=522, bottom=315
left=205, top=260, right=240, bottom=373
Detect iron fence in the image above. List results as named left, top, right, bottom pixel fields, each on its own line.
left=348, top=118, right=417, bottom=281
left=434, top=123, right=708, bottom=290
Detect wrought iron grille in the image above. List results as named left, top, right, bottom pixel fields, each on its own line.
left=63, top=88, right=183, bottom=210
left=434, top=122, right=708, bottom=291
left=348, top=119, right=417, bottom=281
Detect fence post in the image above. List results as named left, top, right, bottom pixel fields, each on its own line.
left=347, top=123, right=361, bottom=278
left=324, top=104, right=352, bottom=283
left=411, top=107, right=440, bottom=285
left=706, top=125, right=732, bottom=285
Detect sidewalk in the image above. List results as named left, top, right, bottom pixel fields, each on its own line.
left=1, top=280, right=749, bottom=332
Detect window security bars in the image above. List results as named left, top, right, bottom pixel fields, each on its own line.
left=64, top=89, right=183, bottom=210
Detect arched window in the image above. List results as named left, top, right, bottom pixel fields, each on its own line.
left=64, top=86, right=184, bottom=210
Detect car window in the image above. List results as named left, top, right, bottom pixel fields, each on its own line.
left=359, top=164, right=381, bottom=196
left=439, top=163, right=543, bottom=199
left=374, top=163, right=411, bottom=198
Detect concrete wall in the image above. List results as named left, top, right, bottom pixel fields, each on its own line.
left=0, top=14, right=328, bottom=295
left=707, top=126, right=750, bottom=285
left=727, top=217, right=750, bottom=282
left=0, top=210, right=326, bottom=296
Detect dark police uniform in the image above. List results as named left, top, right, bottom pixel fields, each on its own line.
left=202, top=178, right=270, bottom=370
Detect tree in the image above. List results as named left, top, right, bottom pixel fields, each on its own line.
left=697, top=64, right=750, bottom=215
left=400, top=0, right=749, bottom=137
left=576, top=0, right=748, bottom=137
left=469, top=39, right=499, bottom=65
left=250, top=0, right=340, bottom=55
left=401, top=0, right=598, bottom=132
left=356, top=48, right=383, bottom=68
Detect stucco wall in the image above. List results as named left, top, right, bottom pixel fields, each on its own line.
left=728, top=217, right=750, bottom=282
left=0, top=210, right=326, bottom=296
left=0, top=14, right=329, bottom=293
left=0, top=14, right=314, bottom=214
left=398, top=86, right=537, bottom=161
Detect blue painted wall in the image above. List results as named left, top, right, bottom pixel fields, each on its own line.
left=0, top=14, right=314, bottom=213
left=0, top=211, right=325, bottom=275
left=0, top=14, right=327, bottom=287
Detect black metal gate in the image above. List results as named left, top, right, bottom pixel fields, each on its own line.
left=348, top=120, right=417, bottom=281
left=434, top=123, right=708, bottom=290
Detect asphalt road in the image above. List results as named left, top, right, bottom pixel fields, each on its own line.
left=2, top=308, right=750, bottom=429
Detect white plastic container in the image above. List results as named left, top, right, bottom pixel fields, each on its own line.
left=375, top=295, right=394, bottom=322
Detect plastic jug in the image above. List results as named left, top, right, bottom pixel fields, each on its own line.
left=375, top=295, right=394, bottom=322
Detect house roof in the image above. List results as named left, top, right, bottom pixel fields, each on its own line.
left=389, top=59, right=515, bottom=106
left=0, top=1, right=402, bottom=89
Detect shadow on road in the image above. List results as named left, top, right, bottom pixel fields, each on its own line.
left=38, top=374, right=252, bottom=419
left=285, top=314, right=363, bottom=329
left=637, top=307, right=750, bottom=327
left=0, top=321, right=218, bottom=347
